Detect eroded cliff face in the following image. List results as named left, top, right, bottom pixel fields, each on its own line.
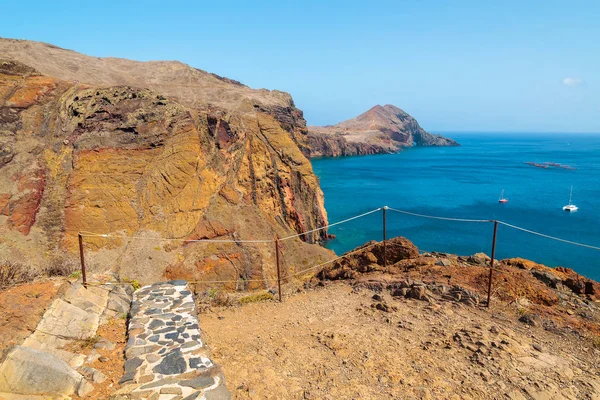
left=0, top=55, right=332, bottom=287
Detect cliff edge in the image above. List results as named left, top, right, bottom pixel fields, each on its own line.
left=0, top=38, right=332, bottom=286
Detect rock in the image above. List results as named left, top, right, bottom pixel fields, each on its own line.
left=0, top=346, right=89, bottom=396
left=372, top=294, right=384, bottom=301
left=519, top=314, right=540, bottom=326
left=532, top=343, right=543, bottom=352
left=467, top=253, right=490, bottom=266
left=27, top=298, right=99, bottom=340
left=77, top=365, right=107, bottom=384
left=181, top=376, right=215, bottom=389
left=319, top=237, right=419, bottom=280
left=62, top=283, right=108, bottom=314
left=436, top=259, right=452, bottom=267
left=407, top=286, right=427, bottom=300
left=94, top=338, right=116, bottom=351
left=391, top=288, right=409, bottom=297
left=532, top=270, right=561, bottom=288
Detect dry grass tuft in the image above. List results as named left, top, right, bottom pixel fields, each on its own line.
left=239, top=291, right=274, bottom=304
left=0, top=260, right=39, bottom=289
left=44, top=252, right=78, bottom=277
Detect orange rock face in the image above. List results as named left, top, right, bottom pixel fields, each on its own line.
left=8, top=162, right=46, bottom=235
left=0, top=58, right=332, bottom=285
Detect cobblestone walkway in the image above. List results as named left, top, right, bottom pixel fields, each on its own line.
left=115, top=281, right=230, bottom=400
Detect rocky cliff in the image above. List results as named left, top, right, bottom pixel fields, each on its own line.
left=0, top=38, right=332, bottom=286
left=307, top=104, right=458, bottom=157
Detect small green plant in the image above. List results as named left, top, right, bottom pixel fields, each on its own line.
left=119, top=312, right=128, bottom=320
left=154, top=246, right=161, bottom=251
left=593, top=336, right=600, bottom=349
left=69, top=271, right=82, bottom=279
left=123, top=278, right=141, bottom=291
left=517, top=307, right=527, bottom=316
left=208, top=287, right=219, bottom=298
left=239, top=292, right=274, bottom=304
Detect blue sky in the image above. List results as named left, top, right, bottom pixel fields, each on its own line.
left=2, top=0, right=598, bottom=132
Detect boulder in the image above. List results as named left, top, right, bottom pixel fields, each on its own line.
left=407, top=286, right=427, bottom=300
left=436, top=259, right=452, bottom=267
left=0, top=346, right=91, bottom=397
left=532, top=270, right=561, bottom=288
left=467, top=253, right=490, bottom=266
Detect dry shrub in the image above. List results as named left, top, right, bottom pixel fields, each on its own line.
left=0, top=260, right=39, bottom=289
left=239, top=291, right=274, bottom=304
left=44, top=252, right=78, bottom=277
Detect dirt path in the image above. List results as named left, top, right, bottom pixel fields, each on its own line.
left=201, top=282, right=600, bottom=400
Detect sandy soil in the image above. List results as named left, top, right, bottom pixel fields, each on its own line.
left=79, top=317, right=128, bottom=399
left=201, top=282, right=600, bottom=400
left=0, top=279, right=64, bottom=358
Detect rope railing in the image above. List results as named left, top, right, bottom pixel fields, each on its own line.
left=497, top=221, right=600, bottom=251
left=387, top=207, right=492, bottom=223
left=77, top=205, right=600, bottom=306
left=78, top=231, right=272, bottom=244
left=278, top=207, right=382, bottom=241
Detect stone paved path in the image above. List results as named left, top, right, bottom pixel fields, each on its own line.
left=114, top=281, right=230, bottom=400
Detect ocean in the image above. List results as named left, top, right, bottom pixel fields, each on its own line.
left=311, top=133, right=600, bottom=282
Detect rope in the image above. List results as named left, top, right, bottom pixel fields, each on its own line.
left=497, top=221, right=600, bottom=251
left=78, top=231, right=272, bottom=244
left=388, top=207, right=492, bottom=223
left=284, top=242, right=379, bottom=279
left=279, top=208, right=382, bottom=241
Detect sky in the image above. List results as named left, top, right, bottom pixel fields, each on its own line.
left=1, top=0, right=598, bottom=133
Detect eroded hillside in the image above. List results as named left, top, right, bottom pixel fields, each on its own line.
left=0, top=40, right=332, bottom=285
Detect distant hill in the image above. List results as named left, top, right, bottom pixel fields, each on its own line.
left=307, top=104, right=458, bottom=157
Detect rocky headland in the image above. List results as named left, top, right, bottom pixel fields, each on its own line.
left=0, top=37, right=332, bottom=287
left=307, top=104, right=459, bottom=157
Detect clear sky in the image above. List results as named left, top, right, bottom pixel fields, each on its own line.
left=2, top=0, right=598, bottom=132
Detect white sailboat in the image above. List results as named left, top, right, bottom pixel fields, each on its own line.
left=563, top=186, right=578, bottom=212
left=498, top=189, right=508, bottom=203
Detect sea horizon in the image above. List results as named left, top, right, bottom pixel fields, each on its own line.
left=312, top=131, right=600, bottom=281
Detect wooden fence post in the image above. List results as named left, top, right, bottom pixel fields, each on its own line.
left=382, top=206, right=388, bottom=269
left=486, top=221, right=498, bottom=308
left=78, top=233, right=87, bottom=289
left=275, top=236, right=282, bottom=302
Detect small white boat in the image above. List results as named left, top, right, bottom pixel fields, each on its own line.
left=563, top=186, right=578, bottom=212
left=498, top=189, right=508, bottom=204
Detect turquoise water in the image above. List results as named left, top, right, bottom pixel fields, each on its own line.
left=311, top=133, right=600, bottom=281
